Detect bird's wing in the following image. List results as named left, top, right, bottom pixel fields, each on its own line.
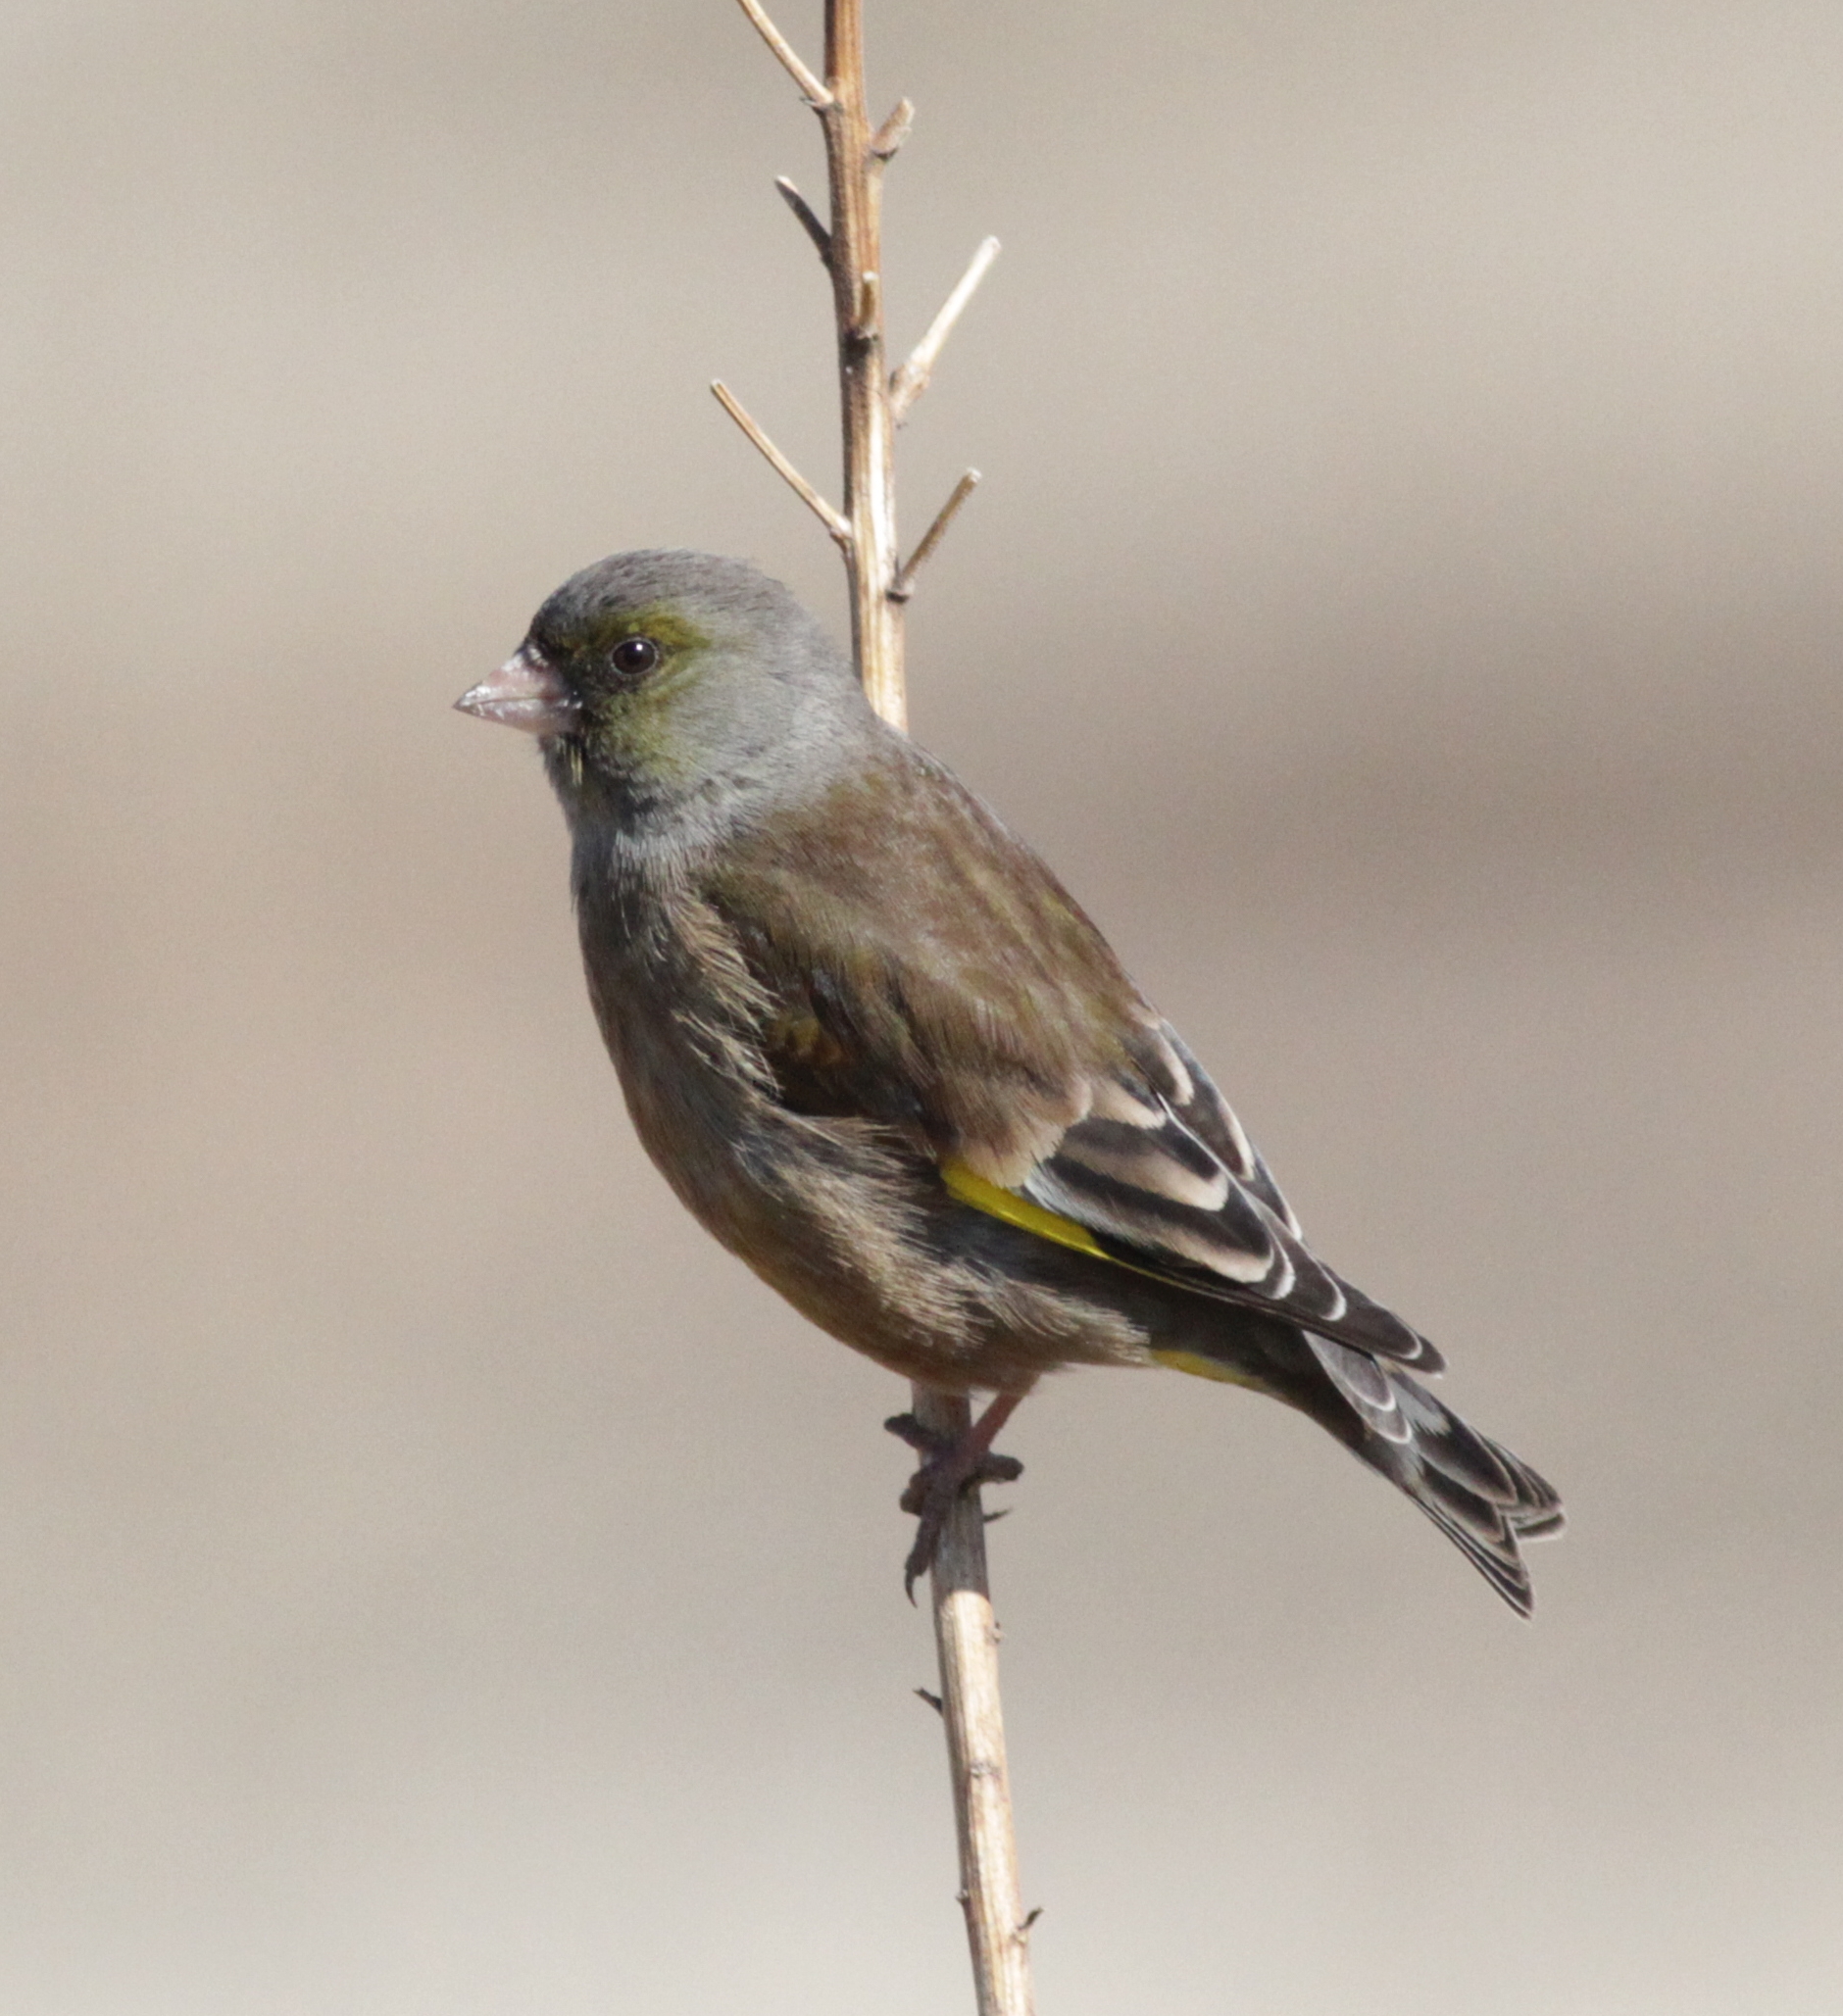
left=971, top=1021, right=1443, bottom=1370
left=709, top=743, right=1441, bottom=1372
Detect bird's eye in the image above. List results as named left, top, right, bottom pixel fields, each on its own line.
left=612, top=636, right=661, bottom=675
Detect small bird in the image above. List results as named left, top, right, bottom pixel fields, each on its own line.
left=458, top=550, right=1563, bottom=1611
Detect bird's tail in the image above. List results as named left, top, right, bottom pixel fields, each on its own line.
left=1307, top=1335, right=1565, bottom=1616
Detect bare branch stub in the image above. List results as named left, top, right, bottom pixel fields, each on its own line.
left=774, top=176, right=832, bottom=263
left=733, top=0, right=831, bottom=106
left=854, top=269, right=882, bottom=341
left=890, top=236, right=1002, bottom=422
left=710, top=380, right=849, bottom=543
left=872, top=96, right=916, bottom=160
left=893, top=470, right=981, bottom=600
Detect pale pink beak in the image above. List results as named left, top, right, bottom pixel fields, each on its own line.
left=454, top=645, right=579, bottom=736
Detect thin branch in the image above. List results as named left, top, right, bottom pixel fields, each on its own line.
left=709, top=381, right=849, bottom=542
left=819, top=0, right=903, bottom=722
left=892, top=470, right=980, bottom=600
left=914, top=1390, right=1038, bottom=2016
left=732, top=0, right=832, bottom=106
left=722, top=8, right=1030, bottom=2012
left=774, top=176, right=832, bottom=264
left=872, top=97, right=916, bottom=160
left=890, top=236, right=1002, bottom=421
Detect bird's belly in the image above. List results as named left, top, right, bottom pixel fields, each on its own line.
left=587, top=961, right=1146, bottom=1392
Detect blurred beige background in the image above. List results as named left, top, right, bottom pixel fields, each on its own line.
left=3, top=1, right=1840, bottom=2010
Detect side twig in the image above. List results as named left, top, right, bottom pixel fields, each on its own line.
left=710, top=380, right=849, bottom=543
left=890, top=235, right=1002, bottom=422
left=774, top=176, right=832, bottom=262
left=726, top=5, right=1031, bottom=2013
left=872, top=96, right=916, bottom=161
left=734, top=0, right=830, bottom=105
left=894, top=470, right=981, bottom=601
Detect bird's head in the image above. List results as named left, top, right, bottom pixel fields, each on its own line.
left=457, top=550, right=869, bottom=827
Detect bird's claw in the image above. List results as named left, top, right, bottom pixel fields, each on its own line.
left=884, top=1409, right=1024, bottom=1598
left=883, top=1411, right=946, bottom=1458
left=894, top=1449, right=1024, bottom=1514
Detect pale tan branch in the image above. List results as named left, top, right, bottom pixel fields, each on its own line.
left=872, top=97, right=916, bottom=160
left=774, top=177, right=833, bottom=264
left=916, top=1390, right=1038, bottom=2016
left=892, top=470, right=981, bottom=600
left=725, top=6, right=1026, bottom=2015
left=710, top=381, right=849, bottom=542
left=733, top=0, right=832, bottom=107
left=890, top=236, right=1002, bottom=421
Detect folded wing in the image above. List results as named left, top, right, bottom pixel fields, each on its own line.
left=1013, top=1023, right=1444, bottom=1371
left=707, top=741, right=1442, bottom=1371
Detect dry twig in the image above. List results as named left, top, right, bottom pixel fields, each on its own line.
left=890, top=235, right=1002, bottom=422
left=709, top=380, right=848, bottom=543
left=722, top=5, right=1031, bottom=2011
left=895, top=470, right=982, bottom=601
left=716, top=0, right=998, bottom=723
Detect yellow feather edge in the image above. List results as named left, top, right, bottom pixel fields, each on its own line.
left=939, top=1158, right=1109, bottom=1258
left=1145, top=1349, right=1267, bottom=1389
left=938, top=1160, right=1261, bottom=1389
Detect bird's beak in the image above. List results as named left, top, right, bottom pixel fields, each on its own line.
left=454, top=646, right=579, bottom=736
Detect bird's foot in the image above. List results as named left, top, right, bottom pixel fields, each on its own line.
left=884, top=1394, right=1024, bottom=1598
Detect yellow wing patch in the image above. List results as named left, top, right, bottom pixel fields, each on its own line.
left=940, top=1159, right=1110, bottom=1260
left=941, top=1164, right=1269, bottom=1391
left=1150, top=1348, right=1267, bottom=1391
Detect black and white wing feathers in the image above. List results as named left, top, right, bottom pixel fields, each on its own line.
left=1019, top=1021, right=1445, bottom=1371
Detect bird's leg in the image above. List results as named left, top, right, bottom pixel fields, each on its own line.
left=884, top=1393, right=1025, bottom=1597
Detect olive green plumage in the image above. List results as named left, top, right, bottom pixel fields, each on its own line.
left=460, top=549, right=1563, bottom=1613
